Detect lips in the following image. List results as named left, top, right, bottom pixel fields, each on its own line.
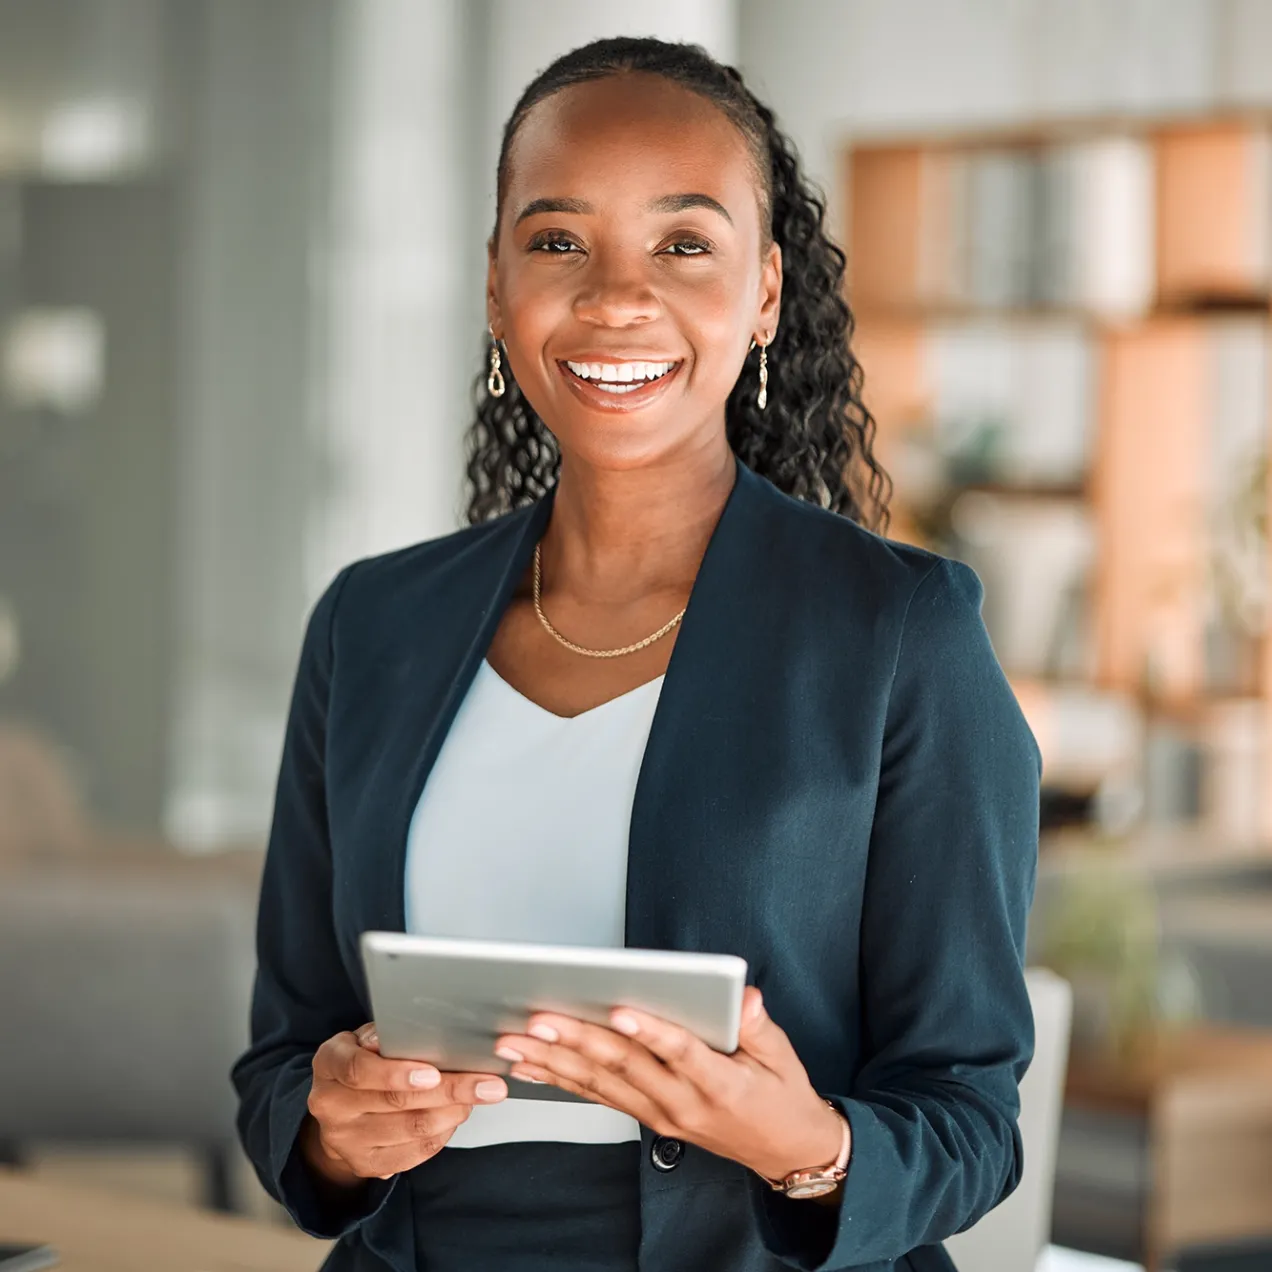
left=558, top=358, right=683, bottom=407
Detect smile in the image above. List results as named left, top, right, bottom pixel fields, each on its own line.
left=560, top=359, right=681, bottom=399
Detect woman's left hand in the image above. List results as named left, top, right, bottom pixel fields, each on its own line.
left=493, top=986, right=846, bottom=1184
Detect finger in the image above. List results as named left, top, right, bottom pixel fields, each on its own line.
left=508, top=1056, right=663, bottom=1128
left=600, top=1006, right=735, bottom=1094
left=321, top=1079, right=489, bottom=1116
left=356, top=1103, right=473, bottom=1148
left=734, top=988, right=801, bottom=1073
left=318, top=1032, right=445, bottom=1094
left=504, top=1014, right=686, bottom=1102
left=431, top=1070, right=509, bottom=1107
left=329, top=1072, right=508, bottom=1116
left=360, top=1137, right=451, bottom=1180
left=355, top=1022, right=381, bottom=1053
left=501, top=1017, right=682, bottom=1123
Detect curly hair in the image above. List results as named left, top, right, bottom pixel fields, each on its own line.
left=464, top=36, right=892, bottom=534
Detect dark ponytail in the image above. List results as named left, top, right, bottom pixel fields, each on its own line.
left=464, top=37, right=892, bottom=534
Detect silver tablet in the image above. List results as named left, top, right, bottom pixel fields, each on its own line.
left=360, top=931, right=748, bottom=1103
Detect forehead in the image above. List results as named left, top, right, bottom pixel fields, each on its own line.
left=503, top=73, right=763, bottom=224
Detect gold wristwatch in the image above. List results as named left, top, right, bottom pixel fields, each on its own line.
left=757, top=1100, right=851, bottom=1199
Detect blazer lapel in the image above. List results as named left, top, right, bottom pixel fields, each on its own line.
left=362, top=494, right=554, bottom=936
left=625, top=458, right=777, bottom=963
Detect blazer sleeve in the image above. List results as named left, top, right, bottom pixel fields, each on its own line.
left=230, top=562, right=397, bottom=1238
left=756, top=556, right=1041, bottom=1270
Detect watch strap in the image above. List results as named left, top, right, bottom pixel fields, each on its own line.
left=758, top=1099, right=851, bottom=1194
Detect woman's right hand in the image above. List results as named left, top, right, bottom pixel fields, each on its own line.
left=301, top=1022, right=508, bottom=1186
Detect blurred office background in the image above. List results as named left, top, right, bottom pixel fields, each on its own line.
left=3, top=3, right=1272, bottom=1270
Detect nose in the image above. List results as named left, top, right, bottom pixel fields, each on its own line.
left=572, top=249, right=661, bottom=327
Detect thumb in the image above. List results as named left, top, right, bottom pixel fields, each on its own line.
left=355, top=1022, right=381, bottom=1054
left=737, top=987, right=798, bottom=1071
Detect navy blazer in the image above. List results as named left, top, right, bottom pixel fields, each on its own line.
left=232, top=456, right=1041, bottom=1272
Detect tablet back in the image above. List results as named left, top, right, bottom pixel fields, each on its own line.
left=361, top=931, right=748, bottom=1104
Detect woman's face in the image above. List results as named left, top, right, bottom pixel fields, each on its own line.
left=488, top=73, right=782, bottom=472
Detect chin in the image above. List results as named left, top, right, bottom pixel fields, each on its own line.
left=540, top=399, right=686, bottom=473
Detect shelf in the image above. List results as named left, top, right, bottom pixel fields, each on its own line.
left=845, top=110, right=1272, bottom=838
left=841, top=105, right=1272, bottom=156
left=855, top=299, right=1271, bottom=326
left=949, top=480, right=1089, bottom=500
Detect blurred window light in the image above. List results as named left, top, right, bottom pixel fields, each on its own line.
left=2, top=308, right=105, bottom=415
left=0, top=183, right=20, bottom=264
left=39, top=98, right=148, bottom=180
left=0, top=596, right=19, bottom=686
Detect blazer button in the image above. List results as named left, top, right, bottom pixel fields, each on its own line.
left=650, top=1135, right=684, bottom=1172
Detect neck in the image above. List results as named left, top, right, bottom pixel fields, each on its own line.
left=541, top=432, right=736, bottom=602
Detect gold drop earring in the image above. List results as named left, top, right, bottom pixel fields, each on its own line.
left=750, top=335, right=770, bottom=410
left=487, top=324, right=506, bottom=398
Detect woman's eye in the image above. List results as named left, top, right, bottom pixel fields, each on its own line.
left=662, top=239, right=710, bottom=257
left=530, top=234, right=579, bottom=254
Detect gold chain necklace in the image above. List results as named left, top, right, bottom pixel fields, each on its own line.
left=532, top=542, right=686, bottom=659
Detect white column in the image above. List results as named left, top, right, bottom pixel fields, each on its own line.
left=166, top=0, right=338, bottom=850
left=168, top=0, right=471, bottom=849
left=309, top=0, right=471, bottom=593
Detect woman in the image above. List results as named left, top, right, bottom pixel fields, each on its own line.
left=232, top=36, right=1040, bottom=1272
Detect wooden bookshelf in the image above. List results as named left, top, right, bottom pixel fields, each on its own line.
left=845, top=113, right=1272, bottom=839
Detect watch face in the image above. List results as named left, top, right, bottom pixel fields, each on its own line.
left=787, top=1178, right=837, bottom=1200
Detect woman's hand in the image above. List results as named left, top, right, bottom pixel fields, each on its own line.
left=493, top=987, right=846, bottom=1184
left=302, top=1023, right=509, bottom=1186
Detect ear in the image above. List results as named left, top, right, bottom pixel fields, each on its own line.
left=486, top=235, right=502, bottom=338
left=757, top=240, right=782, bottom=343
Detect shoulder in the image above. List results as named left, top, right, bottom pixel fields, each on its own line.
left=308, top=503, right=540, bottom=637
left=351, top=504, right=536, bottom=587
left=745, top=469, right=982, bottom=618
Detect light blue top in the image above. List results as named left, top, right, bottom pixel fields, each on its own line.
left=403, top=658, right=664, bottom=1145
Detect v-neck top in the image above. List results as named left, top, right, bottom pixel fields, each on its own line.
left=403, top=657, right=664, bottom=1147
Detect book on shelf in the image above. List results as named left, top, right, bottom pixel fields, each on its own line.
left=1095, top=317, right=1270, bottom=704
left=967, top=147, right=1037, bottom=309
left=1072, top=136, right=1155, bottom=318
left=1156, top=121, right=1272, bottom=304
left=1009, top=676, right=1143, bottom=797
left=848, top=134, right=1155, bottom=317
left=926, top=317, right=1097, bottom=487
left=951, top=492, right=1096, bottom=680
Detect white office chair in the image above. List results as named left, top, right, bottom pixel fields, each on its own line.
left=945, top=967, right=1074, bottom=1272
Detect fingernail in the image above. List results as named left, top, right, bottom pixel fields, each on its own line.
left=495, top=1045, right=524, bottom=1063
left=611, top=1012, right=639, bottom=1036
left=409, top=1067, right=440, bottom=1088
left=475, top=1079, right=507, bottom=1101
left=528, top=1023, right=558, bottom=1043
left=363, top=1031, right=379, bottom=1048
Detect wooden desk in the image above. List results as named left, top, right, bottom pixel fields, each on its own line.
left=1065, top=1026, right=1272, bottom=1271
left=0, top=1170, right=330, bottom=1272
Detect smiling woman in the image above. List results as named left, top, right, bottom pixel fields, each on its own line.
left=231, top=35, right=1041, bottom=1272
left=468, top=42, right=889, bottom=527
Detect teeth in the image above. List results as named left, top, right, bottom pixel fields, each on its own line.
left=565, top=360, right=675, bottom=384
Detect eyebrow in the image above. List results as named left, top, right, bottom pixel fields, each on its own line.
left=513, top=192, right=734, bottom=226
left=649, top=192, right=733, bottom=224
left=514, top=196, right=591, bottom=224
